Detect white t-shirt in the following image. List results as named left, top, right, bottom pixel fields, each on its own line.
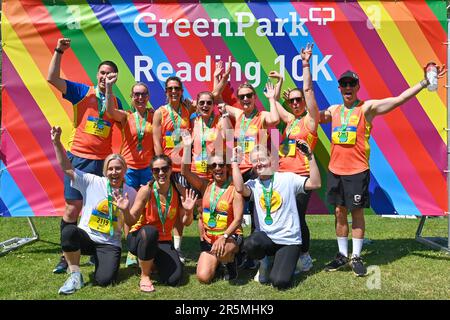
left=72, top=169, right=137, bottom=248
left=245, top=172, right=307, bottom=245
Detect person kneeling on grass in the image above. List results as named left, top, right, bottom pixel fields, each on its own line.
left=126, top=154, right=197, bottom=292
left=51, top=126, right=137, bottom=295
left=231, top=143, right=321, bottom=290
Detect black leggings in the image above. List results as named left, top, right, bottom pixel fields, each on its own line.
left=61, top=225, right=121, bottom=287
left=127, top=225, right=183, bottom=286
left=296, top=190, right=312, bottom=253
left=243, top=231, right=301, bottom=290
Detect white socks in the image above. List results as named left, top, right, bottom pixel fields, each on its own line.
left=352, top=238, right=364, bottom=258
left=337, top=237, right=364, bottom=258
left=173, top=235, right=182, bottom=251
left=337, top=237, right=348, bottom=257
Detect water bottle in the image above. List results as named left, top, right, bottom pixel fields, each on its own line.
left=426, top=62, right=438, bottom=92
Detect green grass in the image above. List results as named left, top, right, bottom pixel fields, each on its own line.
left=0, top=215, right=449, bottom=300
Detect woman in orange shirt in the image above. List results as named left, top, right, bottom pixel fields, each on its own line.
left=181, top=132, right=244, bottom=283
left=125, top=155, right=197, bottom=292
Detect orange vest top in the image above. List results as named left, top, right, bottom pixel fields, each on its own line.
left=202, top=182, right=242, bottom=244
left=119, top=111, right=154, bottom=170
left=130, top=186, right=180, bottom=242
left=329, top=104, right=372, bottom=175
left=234, top=111, right=266, bottom=173
left=191, top=116, right=221, bottom=179
left=160, top=105, right=191, bottom=172
left=69, top=86, right=118, bottom=160
left=278, top=116, right=318, bottom=176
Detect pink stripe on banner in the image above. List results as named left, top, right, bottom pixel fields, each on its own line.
left=294, top=2, right=442, bottom=211
left=3, top=53, right=64, bottom=181
left=1, top=130, right=58, bottom=215
left=338, top=2, right=446, bottom=171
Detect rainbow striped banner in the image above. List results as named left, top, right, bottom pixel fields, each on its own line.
left=0, top=0, right=447, bottom=217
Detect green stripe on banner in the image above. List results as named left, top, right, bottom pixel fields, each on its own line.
left=426, top=0, right=447, bottom=32
left=203, top=1, right=330, bottom=207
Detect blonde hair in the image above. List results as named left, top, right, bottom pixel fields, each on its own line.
left=102, top=154, right=127, bottom=177
left=237, top=82, right=256, bottom=96
left=249, top=144, right=271, bottom=163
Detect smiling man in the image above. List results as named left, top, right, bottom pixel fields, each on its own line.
left=47, top=38, right=123, bottom=274
left=320, top=65, right=446, bottom=277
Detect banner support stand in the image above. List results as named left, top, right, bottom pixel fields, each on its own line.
left=0, top=217, right=39, bottom=256
left=415, top=13, right=450, bottom=255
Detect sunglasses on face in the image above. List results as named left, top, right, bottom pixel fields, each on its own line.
left=289, top=97, right=303, bottom=104
left=198, top=100, right=213, bottom=107
left=238, top=93, right=254, bottom=100
left=151, top=165, right=170, bottom=175
left=132, top=92, right=148, bottom=98
left=339, top=81, right=358, bottom=88
left=166, top=86, right=181, bottom=92
left=208, top=163, right=226, bottom=169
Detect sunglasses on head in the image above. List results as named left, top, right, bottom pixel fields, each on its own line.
left=166, top=86, right=181, bottom=92
left=151, top=165, right=170, bottom=175
left=198, top=100, right=213, bottom=107
left=339, top=80, right=358, bottom=88
left=208, top=162, right=226, bottom=169
left=238, top=93, right=254, bottom=100
left=132, top=92, right=148, bottom=98
left=289, top=97, right=303, bottom=104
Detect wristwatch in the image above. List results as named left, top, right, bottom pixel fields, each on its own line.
left=223, top=233, right=229, bottom=240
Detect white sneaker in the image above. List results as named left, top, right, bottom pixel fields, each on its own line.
left=294, top=253, right=313, bottom=275
left=176, top=250, right=186, bottom=264
left=253, top=256, right=270, bottom=284
left=58, top=272, right=84, bottom=295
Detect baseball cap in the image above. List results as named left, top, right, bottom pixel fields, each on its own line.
left=338, top=70, right=359, bottom=83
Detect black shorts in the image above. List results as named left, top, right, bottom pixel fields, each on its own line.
left=327, top=169, right=370, bottom=211
left=200, top=234, right=244, bottom=252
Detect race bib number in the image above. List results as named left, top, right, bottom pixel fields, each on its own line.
left=244, top=137, right=256, bottom=153
left=195, top=158, right=208, bottom=174
left=88, top=210, right=117, bottom=234
left=84, top=116, right=111, bottom=138
left=332, top=127, right=357, bottom=145
left=165, top=134, right=175, bottom=149
left=278, top=139, right=296, bottom=157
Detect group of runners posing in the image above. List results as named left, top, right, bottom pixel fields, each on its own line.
left=47, top=38, right=446, bottom=294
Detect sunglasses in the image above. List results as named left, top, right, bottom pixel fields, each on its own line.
left=339, top=81, right=358, bottom=88
left=198, top=100, right=213, bottom=106
left=208, top=163, right=226, bottom=169
left=151, top=165, right=170, bottom=175
left=238, top=93, right=254, bottom=100
left=289, top=97, right=303, bottom=104
left=166, top=86, right=181, bottom=92
left=132, top=92, right=148, bottom=98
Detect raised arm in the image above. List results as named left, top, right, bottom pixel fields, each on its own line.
left=296, top=140, right=321, bottom=191
left=51, top=126, right=74, bottom=180
left=105, top=73, right=127, bottom=125
left=262, top=82, right=280, bottom=126
left=268, top=70, right=284, bottom=101
left=47, top=38, right=70, bottom=94
left=212, top=57, right=232, bottom=103
left=231, top=147, right=252, bottom=197
left=365, top=63, right=447, bottom=122
left=152, top=108, right=163, bottom=156
left=301, top=44, right=320, bottom=132
left=180, top=131, right=208, bottom=195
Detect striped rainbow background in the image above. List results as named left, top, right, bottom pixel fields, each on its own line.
left=0, top=0, right=447, bottom=217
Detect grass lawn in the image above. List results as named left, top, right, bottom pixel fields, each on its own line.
left=0, top=215, right=449, bottom=300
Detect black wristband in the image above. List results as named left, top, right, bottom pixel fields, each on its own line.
left=54, top=48, right=64, bottom=54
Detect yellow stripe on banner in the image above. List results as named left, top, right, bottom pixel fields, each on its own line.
left=359, top=1, right=446, bottom=143
left=222, top=2, right=331, bottom=155
left=73, top=1, right=154, bottom=108
left=2, top=15, right=73, bottom=148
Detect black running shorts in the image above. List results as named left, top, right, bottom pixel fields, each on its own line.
left=326, top=169, right=370, bottom=211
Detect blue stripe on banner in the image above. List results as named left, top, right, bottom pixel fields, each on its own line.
left=0, top=161, right=33, bottom=217
left=369, top=139, right=420, bottom=215
left=108, top=2, right=193, bottom=101
left=89, top=2, right=166, bottom=106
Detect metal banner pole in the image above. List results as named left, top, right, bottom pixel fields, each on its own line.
left=0, top=217, right=39, bottom=256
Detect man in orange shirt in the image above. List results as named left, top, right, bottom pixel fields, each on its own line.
left=320, top=65, right=446, bottom=276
